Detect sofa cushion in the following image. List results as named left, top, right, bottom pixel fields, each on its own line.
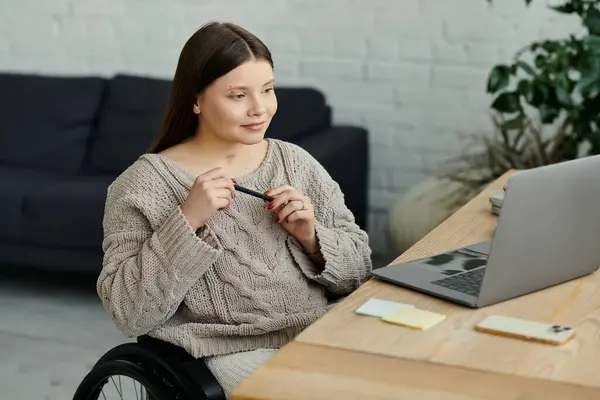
left=20, top=174, right=116, bottom=248
left=0, top=166, right=66, bottom=241
left=0, top=73, right=106, bottom=172
left=87, top=74, right=171, bottom=173
left=266, top=88, right=331, bottom=142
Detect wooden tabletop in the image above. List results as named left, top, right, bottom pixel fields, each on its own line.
left=231, top=171, right=600, bottom=400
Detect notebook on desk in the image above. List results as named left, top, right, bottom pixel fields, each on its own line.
left=373, top=156, right=600, bottom=308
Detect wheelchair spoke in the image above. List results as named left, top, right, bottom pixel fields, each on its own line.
left=109, top=377, right=123, bottom=398
left=98, top=373, right=154, bottom=400
left=133, top=379, right=138, bottom=400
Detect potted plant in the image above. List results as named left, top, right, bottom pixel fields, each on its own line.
left=389, top=0, right=600, bottom=255
left=444, top=0, right=600, bottom=189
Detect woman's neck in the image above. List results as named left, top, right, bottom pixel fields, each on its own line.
left=162, top=128, right=268, bottom=180
left=187, top=131, right=246, bottom=165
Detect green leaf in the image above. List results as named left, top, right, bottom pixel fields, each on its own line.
left=534, top=54, right=546, bottom=69
left=584, top=34, right=600, bottom=54
left=525, top=80, right=549, bottom=106
left=491, top=92, right=521, bottom=113
left=516, top=60, right=537, bottom=76
left=566, top=109, right=580, bottom=122
left=516, top=79, right=531, bottom=96
left=555, top=86, right=572, bottom=106
left=577, top=69, right=600, bottom=95
left=584, top=7, right=600, bottom=35
left=516, top=79, right=537, bottom=106
left=537, top=81, right=550, bottom=99
left=555, top=73, right=571, bottom=90
left=486, top=65, right=511, bottom=93
left=541, top=40, right=560, bottom=52
left=539, top=104, right=560, bottom=123
left=550, top=3, right=575, bottom=13
left=501, top=115, right=525, bottom=130
left=525, top=84, right=543, bottom=105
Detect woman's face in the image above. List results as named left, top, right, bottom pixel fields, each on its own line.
left=195, top=59, right=277, bottom=145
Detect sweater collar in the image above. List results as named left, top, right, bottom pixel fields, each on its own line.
left=138, top=138, right=276, bottom=191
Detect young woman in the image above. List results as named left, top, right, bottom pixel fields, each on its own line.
left=97, top=21, right=372, bottom=397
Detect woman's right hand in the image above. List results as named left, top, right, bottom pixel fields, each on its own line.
left=181, top=167, right=235, bottom=230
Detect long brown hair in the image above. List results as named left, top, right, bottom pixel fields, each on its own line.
left=149, top=22, right=273, bottom=153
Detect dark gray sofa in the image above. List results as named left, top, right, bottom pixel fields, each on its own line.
left=0, top=72, right=369, bottom=273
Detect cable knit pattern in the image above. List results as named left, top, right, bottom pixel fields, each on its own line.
left=97, top=139, right=372, bottom=358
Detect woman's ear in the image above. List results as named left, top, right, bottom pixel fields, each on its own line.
left=193, top=94, right=202, bottom=115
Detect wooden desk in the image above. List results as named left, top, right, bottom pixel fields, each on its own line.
left=232, top=171, right=600, bottom=400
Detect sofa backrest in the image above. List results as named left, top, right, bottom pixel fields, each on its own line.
left=265, top=87, right=331, bottom=142
left=0, top=72, right=333, bottom=175
left=86, top=74, right=171, bottom=174
left=0, top=72, right=106, bottom=173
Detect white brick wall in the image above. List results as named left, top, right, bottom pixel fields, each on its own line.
left=0, top=0, right=580, bottom=260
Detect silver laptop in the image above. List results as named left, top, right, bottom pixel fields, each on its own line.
left=373, top=155, right=600, bottom=308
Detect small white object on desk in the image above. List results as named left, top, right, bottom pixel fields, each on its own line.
left=355, top=298, right=414, bottom=318
left=475, top=315, right=575, bottom=345
left=489, top=191, right=504, bottom=215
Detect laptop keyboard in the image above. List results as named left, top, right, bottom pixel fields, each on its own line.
left=431, top=267, right=486, bottom=297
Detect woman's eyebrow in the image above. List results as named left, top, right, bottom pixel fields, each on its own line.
left=228, top=79, right=275, bottom=91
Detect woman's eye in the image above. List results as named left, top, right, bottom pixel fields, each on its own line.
left=265, top=87, right=275, bottom=93
left=233, top=94, right=245, bottom=99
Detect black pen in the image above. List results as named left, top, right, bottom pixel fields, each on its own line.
left=234, top=184, right=274, bottom=202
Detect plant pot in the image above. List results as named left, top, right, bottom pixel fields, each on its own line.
left=388, top=177, right=482, bottom=256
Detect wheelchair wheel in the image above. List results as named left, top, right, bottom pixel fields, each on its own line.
left=88, top=342, right=198, bottom=399
left=73, top=359, right=180, bottom=400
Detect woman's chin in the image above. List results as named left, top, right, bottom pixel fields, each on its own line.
left=237, top=128, right=268, bottom=144
left=235, top=133, right=266, bottom=146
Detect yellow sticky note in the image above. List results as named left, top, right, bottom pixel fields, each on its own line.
left=381, top=307, right=446, bottom=330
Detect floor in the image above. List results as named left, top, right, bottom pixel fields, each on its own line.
left=0, top=266, right=131, bottom=400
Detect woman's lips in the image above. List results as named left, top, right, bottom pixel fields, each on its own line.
left=242, top=121, right=266, bottom=131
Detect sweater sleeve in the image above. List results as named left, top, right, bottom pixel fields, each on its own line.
left=97, top=180, right=222, bottom=338
left=285, top=144, right=373, bottom=295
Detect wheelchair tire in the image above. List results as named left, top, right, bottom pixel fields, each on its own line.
left=90, top=343, right=198, bottom=399
left=73, top=359, right=178, bottom=400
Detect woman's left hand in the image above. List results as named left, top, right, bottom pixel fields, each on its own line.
left=265, top=185, right=318, bottom=251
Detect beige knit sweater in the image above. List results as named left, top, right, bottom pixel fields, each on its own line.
left=97, top=139, right=372, bottom=358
